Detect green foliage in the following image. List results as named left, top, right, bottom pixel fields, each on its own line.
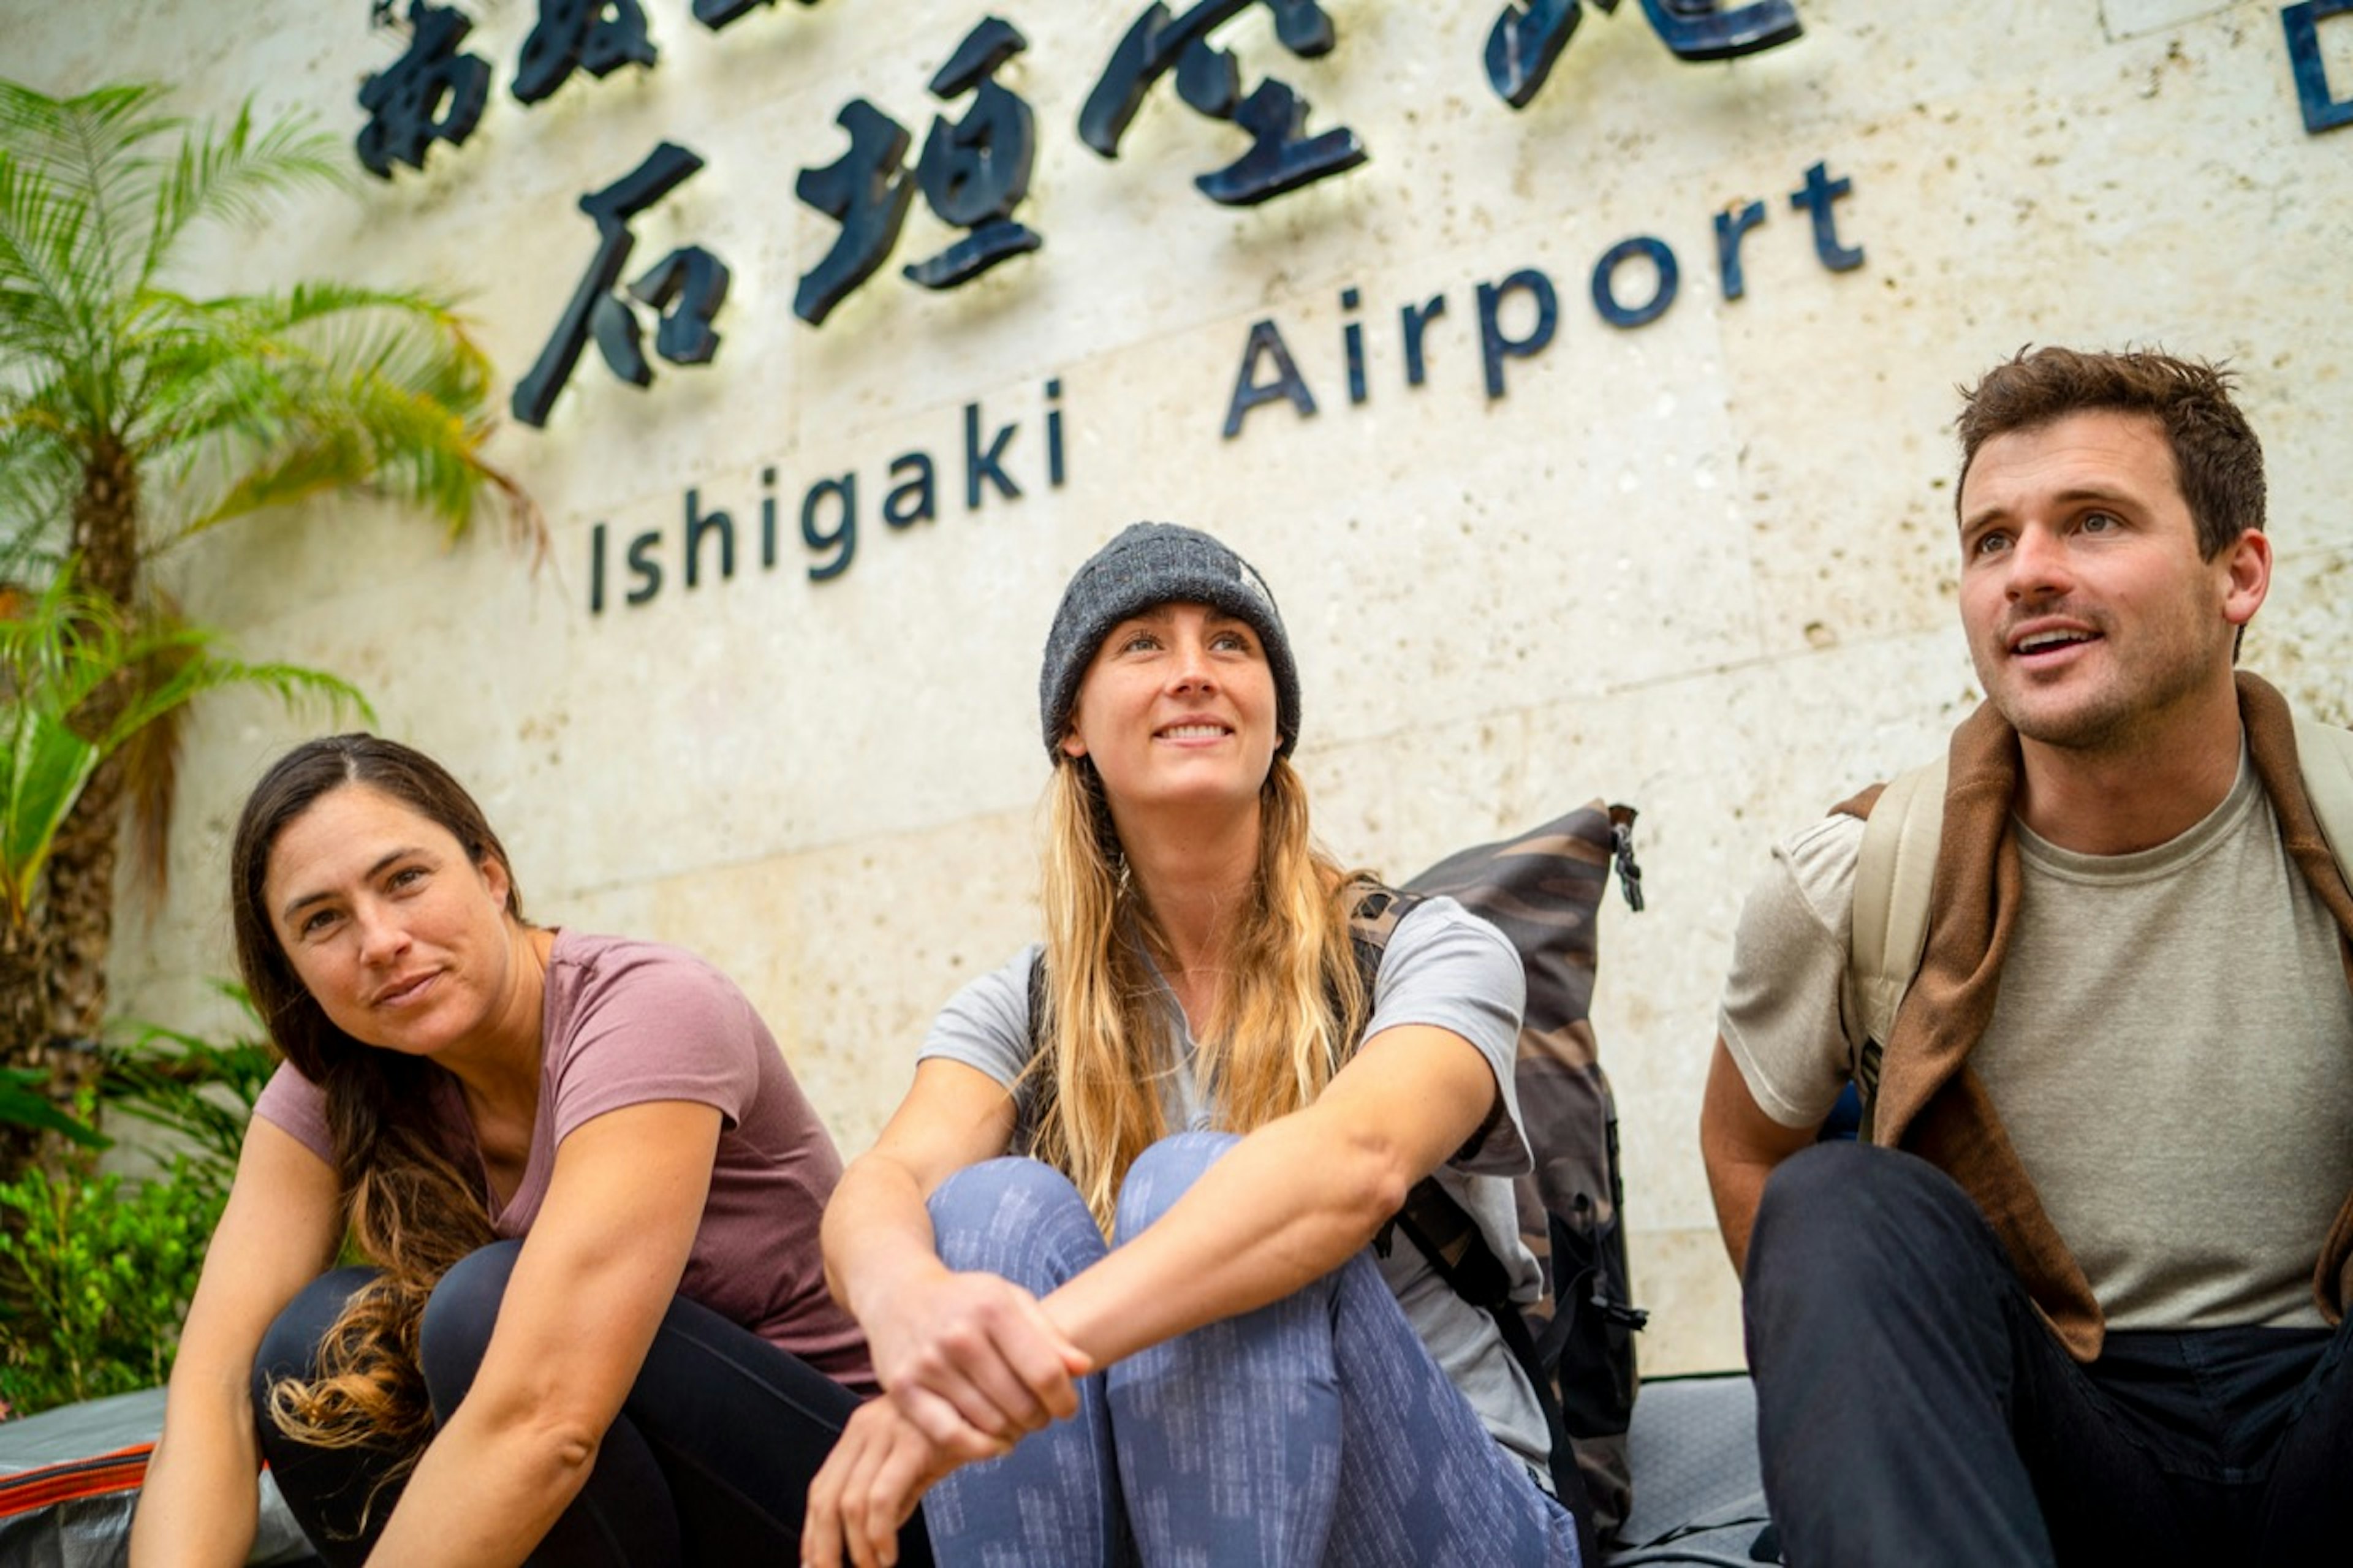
left=99, top=982, right=276, bottom=1186
left=0, top=994, right=275, bottom=1414
left=0, top=1154, right=224, bottom=1412
left=0, top=76, right=534, bottom=1121
left=0, top=78, right=531, bottom=572
left=0, top=1063, right=103, bottom=1145
left=0, top=567, right=371, bottom=930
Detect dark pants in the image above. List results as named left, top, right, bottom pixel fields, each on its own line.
left=1744, top=1143, right=2353, bottom=1567
left=252, top=1240, right=931, bottom=1568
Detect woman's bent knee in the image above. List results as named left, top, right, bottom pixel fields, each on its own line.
left=1112, top=1132, right=1238, bottom=1243
left=418, top=1240, right=525, bottom=1416
left=252, top=1266, right=383, bottom=1401
left=929, top=1157, right=1104, bottom=1286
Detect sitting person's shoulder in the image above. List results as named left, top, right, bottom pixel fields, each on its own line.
left=554, top=929, right=735, bottom=988
left=1783, top=810, right=1868, bottom=887
left=919, top=944, right=1047, bottom=1086
left=547, top=930, right=762, bottom=1039
left=1389, top=892, right=1514, bottom=955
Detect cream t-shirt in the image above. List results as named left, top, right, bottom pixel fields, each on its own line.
left=1720, top=753, right=2353, bottom=1331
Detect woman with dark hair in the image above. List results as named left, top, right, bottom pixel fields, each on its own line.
left=802, top=525, right=1585, bottom=1567
left=130, top=735, right=927, bottom=1568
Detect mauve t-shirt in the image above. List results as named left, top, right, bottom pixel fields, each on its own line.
left=253, top=930, right=874, bottom=1391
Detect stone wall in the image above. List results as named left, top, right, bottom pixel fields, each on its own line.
left=15, top=0, right=2351, bottom=1374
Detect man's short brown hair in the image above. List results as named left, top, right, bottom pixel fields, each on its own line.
left=1957, top=346, right=2265, bottom=559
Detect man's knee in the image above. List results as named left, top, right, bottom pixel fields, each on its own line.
left=1113, top=1132, right=1239, bottom=1243
left=1748, top=1143, right=2003, bottom=1314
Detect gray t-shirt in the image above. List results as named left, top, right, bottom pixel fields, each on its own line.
left=1720, top=752, right=2353, bottom=1331
left=919, top=895, right=1552, bottom=1469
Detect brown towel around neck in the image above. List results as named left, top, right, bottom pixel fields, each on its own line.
left=1866, top=673, right=2353, bottom=1363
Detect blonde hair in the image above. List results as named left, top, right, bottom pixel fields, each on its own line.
left=1025, top=753, right=1370, bottom=1230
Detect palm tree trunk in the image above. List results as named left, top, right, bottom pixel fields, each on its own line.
left=0, top=918, right=55, bottom=1176
left=71, top=434, right=140, bottom=605
left=36, top=437, right=143, bottom=1078
left=41, top=757, right=124, bottom=1047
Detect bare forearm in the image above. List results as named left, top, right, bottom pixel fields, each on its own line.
left=363, top=1403, right=599, bottom=1568
left=129, top=1407, right=262, bottom=1568
left=1704, top=1151, right=1776, bottom=1278
left=825, top=1153, right=955, bottom=1321
left=1044, top=1110, right=1400, bottom=1366
left=1699, top=1037, right=1818, bottom=1278
left=136, top=1121, right=341, bottom=1567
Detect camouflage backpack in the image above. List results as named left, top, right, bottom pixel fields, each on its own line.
left=1352, top=800, right=1649, bottom=1542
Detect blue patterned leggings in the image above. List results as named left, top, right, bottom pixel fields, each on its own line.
left=918, top=1132, right=1582, bottom=1567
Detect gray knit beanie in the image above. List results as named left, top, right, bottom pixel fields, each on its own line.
left=1039, top=523, right=1300, bottom=759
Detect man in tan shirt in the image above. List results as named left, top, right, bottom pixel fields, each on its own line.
left=1699, top=347, right=2353, bottom=1566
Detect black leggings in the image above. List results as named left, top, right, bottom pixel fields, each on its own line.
left=251, top=1240, right=931, bottom=1567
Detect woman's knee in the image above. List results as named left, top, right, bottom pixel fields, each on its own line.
left=1112, top=1132, right=1240, bottom=1244
left=251, top=1266, right=383, bottom=1403
left=417, top=1240, right=525, bottom=1416
left=928, top=1157, right=1104, bottom=1286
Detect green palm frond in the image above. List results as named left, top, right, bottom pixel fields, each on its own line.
left=2, top=78, right=530, bottom=565
left=0, top=384, right=92, bottom=578
left=137, top=282, right=536, bottom=548
left=0, top=83, right=183, bottom=313
left=143, top=102, right=344, bottom=287
left=0, top=150, right=101, bottom=375
left=0, top=702, right=107, bottom=925
left=0, top=567, right=372, bottom=927
left=0, top=77, right=529, bottom=994
left=0, top=81, right=178, bottom=213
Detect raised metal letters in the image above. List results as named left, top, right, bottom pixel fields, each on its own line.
left=794, top=102, right=920, bottom=325
left=602, top=244, right=732, bottom=379
left=1486, top=0, right=1802, bottom=110
left=905, top=18, right=1044, bottom=289
left=513, top=0, right=659, bottom=105
left=355, top=0, right=491, bottom=178
left=694, top=0, right=819, bottom=29
left=2283, top=1, right=2353, bottom=134
left=512, top=143, right=725, bottom=427
left=1079, top=1, right=1366, bottom=206
left=1639, top=0, right=1803, bottom=61
left=797, top=20, right=1047, bottom=320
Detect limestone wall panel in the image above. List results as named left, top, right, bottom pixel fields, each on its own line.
left=15, top=0, right=2349, bottom=1379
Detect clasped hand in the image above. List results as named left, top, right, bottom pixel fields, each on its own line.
left=801, top=1267, right=1091, bottom=1568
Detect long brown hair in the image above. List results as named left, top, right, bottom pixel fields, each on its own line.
left=1025, top=750, right=1369, bottom=1231
left=230, top=735, right=517, bottom=1487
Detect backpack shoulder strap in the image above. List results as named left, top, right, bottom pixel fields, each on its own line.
left=2294, top=713, right=2353, bottom=882
left=1345, top=881, right=1419, bottom=982
left=1847, top=755, right=1945, bottom=1139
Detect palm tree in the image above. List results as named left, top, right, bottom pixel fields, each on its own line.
left=0, top=78, right=532, bottom=1089
left=0, top=570, right=368, bottom=1170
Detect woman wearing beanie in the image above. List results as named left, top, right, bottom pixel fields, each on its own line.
left=802, top=523, right=1584, bottom=1567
